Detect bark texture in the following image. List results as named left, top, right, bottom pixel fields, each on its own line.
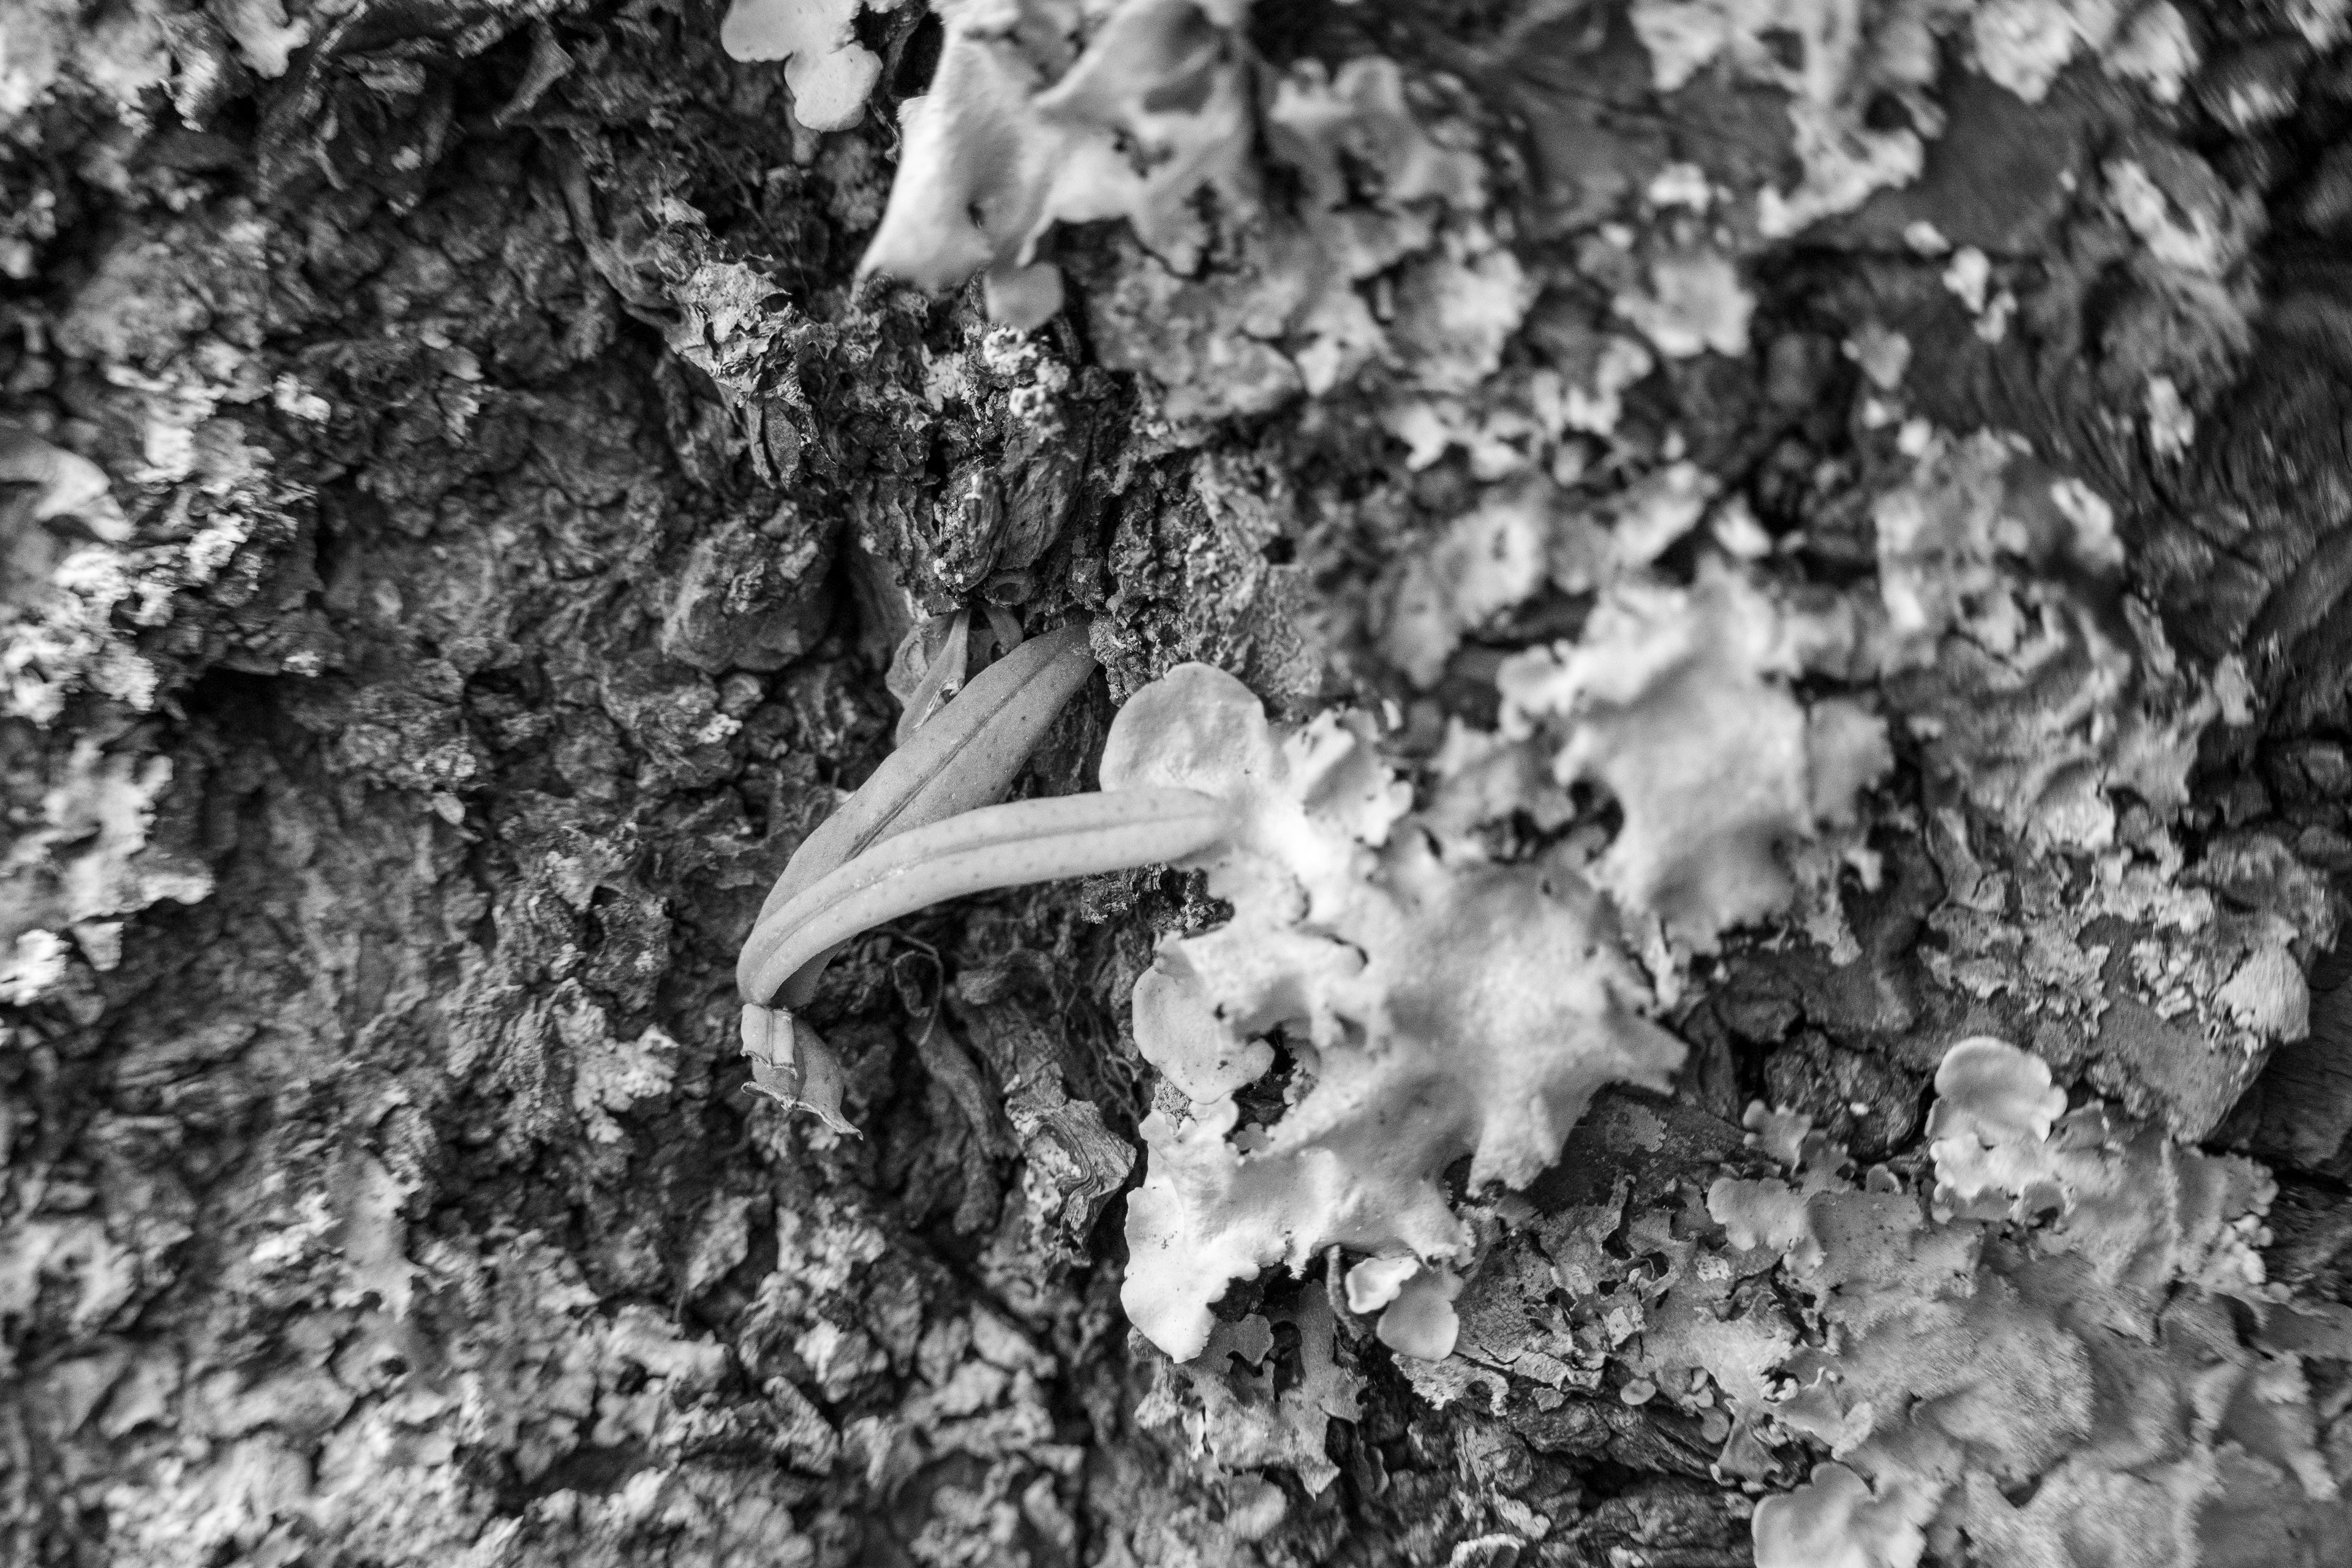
left=6, top=2, right=2352, bottom=1566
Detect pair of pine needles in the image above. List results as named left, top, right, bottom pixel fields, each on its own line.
left=734, top=620, right=1227, bottom=1126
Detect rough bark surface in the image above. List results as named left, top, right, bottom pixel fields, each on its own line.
left=6, top=2, right=2352, bottom=1566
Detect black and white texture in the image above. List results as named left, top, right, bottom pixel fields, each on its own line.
left=6, top=2, right=2352, bottom=1564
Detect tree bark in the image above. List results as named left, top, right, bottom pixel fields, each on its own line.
left=6, top=3, right=2352, bottom=1566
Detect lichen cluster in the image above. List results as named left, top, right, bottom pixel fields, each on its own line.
left=829, top=0, right=2352, bottom=1559
left=9, top=1, right=2352, bottom=1565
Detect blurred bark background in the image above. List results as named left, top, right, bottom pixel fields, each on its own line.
left=6, top=2, right=2352, bottom=1564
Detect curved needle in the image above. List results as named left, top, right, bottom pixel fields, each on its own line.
left=758, top=620, right=1099, bottom=925
left=738, top=786, right=1231, bottom=1007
